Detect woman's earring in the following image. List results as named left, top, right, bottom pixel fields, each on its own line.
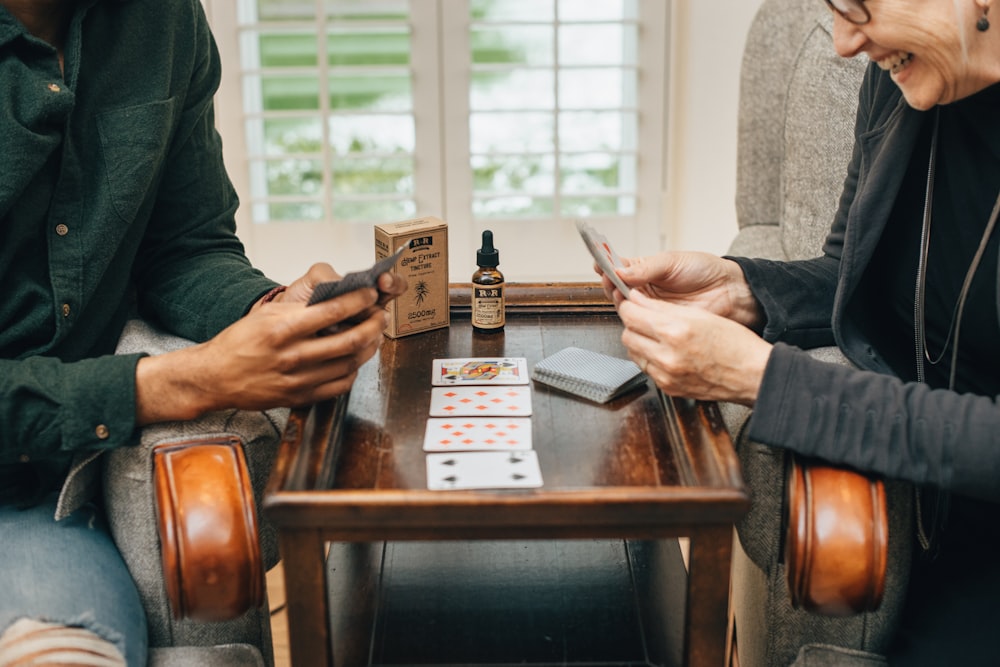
left=977, top=7, right=990, bottom=31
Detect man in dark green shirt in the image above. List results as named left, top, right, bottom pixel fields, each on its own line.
left=0, top=0, right=404, bottom=663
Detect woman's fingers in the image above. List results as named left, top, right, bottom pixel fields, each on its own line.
left=618, top=292, right=770, bottom=405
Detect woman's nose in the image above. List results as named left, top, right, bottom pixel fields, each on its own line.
left=831, top=12, right=868, bottom=58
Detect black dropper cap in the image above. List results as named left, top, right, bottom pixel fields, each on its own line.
left=477, top=230, right=499, bottom=268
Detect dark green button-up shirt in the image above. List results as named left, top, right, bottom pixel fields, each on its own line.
left=0, top=0, right=278, bottom=472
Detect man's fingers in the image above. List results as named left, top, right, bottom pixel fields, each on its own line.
left=267, top=286, right=380, bottom=339
left=275, top=333, right=382, bottom=404
left=272, top=307, right=384, bottom=370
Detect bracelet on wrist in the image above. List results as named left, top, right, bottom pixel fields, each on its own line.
left=259, top=285, right=287, bottom=305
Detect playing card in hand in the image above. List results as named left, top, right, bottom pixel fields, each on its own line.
left=307, top=242, right=409, bottom=305
left=576, top=220, right=630, bottom=297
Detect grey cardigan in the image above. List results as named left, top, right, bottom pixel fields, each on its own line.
left=734, top=64, right=1000, bottom=504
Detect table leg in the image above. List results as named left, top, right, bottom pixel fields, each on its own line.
left=280, top=529, right=332, bottom=667
left=685, top=527, right=734, bottom=667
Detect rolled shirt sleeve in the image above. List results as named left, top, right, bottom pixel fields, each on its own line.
left=0, top=354, right=142, bottom=462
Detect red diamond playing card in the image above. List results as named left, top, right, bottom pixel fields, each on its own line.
left=422, top=417, right=533, bottom=452
left=428, top=386, right=532, bottom=417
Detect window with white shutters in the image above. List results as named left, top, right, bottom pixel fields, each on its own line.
left=210, top=0, right=668, bottom=282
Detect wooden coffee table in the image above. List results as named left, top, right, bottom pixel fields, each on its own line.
left=264, top=283, right=749, bottom=667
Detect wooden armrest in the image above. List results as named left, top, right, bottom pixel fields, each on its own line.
left=785, top=457, right=888, bottom=616
left=153, top=436, right=264, bottom=622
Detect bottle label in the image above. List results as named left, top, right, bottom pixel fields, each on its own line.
left=472, top=284, right=505, bottom=328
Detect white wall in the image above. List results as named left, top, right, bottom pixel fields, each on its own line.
left=663, top=0, right=764, bottom=255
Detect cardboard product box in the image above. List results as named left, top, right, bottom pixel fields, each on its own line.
left=375, top=216, right=449, bottom=338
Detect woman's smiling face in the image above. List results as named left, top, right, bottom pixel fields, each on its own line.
left=829, top=0, right=1000, bottom=109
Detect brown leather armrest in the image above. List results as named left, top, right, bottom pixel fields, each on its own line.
left=153, top=436, right=264, bottom=622
left=785, top=457, right=888, bottom=616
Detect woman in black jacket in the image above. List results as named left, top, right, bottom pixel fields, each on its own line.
left=601, top=1, right=1000, bottom=663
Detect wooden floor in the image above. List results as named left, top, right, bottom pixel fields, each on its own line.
left=268, top=561, right=291, bottom=667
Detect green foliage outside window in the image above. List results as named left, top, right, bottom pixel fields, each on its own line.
left=249, top=0, right=629, bottom=222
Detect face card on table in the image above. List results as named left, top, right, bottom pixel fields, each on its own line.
left=429, top=386, right=532, bottom=417
left=426, top=450, right=543, bottom=490
left=432, top=357, right=529, bottom=386
left=423, top=417, right=533, bottom=452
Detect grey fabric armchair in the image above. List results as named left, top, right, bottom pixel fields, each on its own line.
left=724, top=1, right=914, bottom=665
left=103, top=318, right=287, bottom=667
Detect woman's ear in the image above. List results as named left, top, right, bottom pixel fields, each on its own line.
left=975, top=0, right=991, bottom=32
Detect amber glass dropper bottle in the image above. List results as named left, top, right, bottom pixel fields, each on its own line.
left=471, top=230, right=505, bottom=334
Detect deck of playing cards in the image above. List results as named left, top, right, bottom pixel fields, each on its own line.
left=531, top=346, right=646, bottom=404
left=423, top=357, right=543, bottom=490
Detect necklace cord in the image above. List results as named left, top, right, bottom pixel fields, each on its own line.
left=911, top=109, right=1000, bottom=554
left=913, top=112, right=939, bottom=385
left=914, top=111, right=1000, bottom=387
left=944, top=186, right=1000, bottom=387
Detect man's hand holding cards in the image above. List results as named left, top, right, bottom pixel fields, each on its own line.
left=301, top=244, right=409, bottom=335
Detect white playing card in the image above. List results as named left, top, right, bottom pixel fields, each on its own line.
left=426, top=450, right=544, bottom=490
left=429, top=386, right=532, bottom=417
left=576, top=220, right=630, bottom=297
left=432, top=357, right=529, bottom=386
left=422, top=417, right=533, bottom=452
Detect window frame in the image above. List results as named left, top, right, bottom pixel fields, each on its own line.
left=205, top=0, right=670, bottom=284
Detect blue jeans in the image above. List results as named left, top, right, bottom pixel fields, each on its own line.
left=0, top=495, right=147, bottom=666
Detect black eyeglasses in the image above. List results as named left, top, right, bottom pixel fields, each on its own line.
left=824, top=0, right=871, bottom=25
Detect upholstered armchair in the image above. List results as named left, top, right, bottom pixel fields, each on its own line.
left=724, top=1, right=915, bottom=665
left=103, top=318, right=286, bottom=667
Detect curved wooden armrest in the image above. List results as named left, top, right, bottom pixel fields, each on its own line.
left=785, top=457, right=888, bottom=616
left=153, top=436, right=264, bottom=622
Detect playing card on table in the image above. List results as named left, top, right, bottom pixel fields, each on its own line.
left=432, top=357, right=529, bottom=386
left=429, top=386, right=532, bottom=416
left=576, top=220, right=630, bottom=297
left=426, top=450, right=543, bottom=490
left=423, top=417, right=532, bottom=452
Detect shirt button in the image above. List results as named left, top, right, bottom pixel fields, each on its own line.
left=62, top=303, right=71, bottom=317
left=55, top=224, right=69, bottom=236
left=48, top=83, right=61, bottom=93
left=95, top=425, right=110, bottom=440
